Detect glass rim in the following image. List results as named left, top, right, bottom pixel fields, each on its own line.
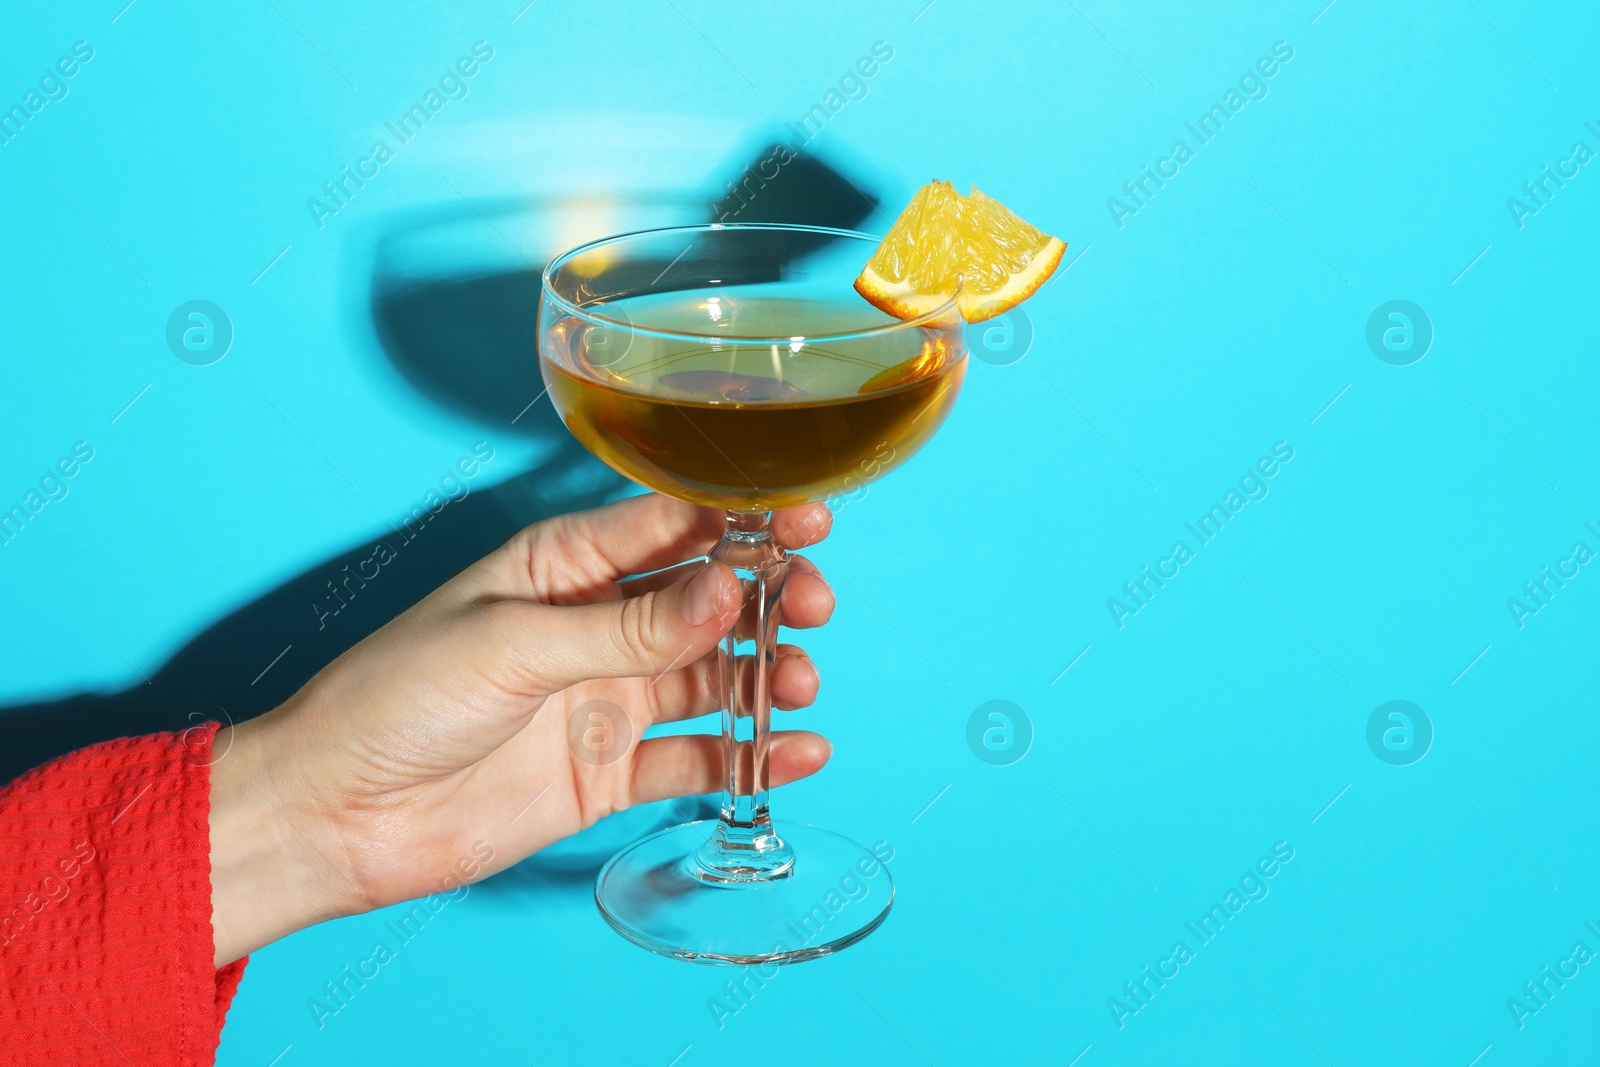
left=539, top=222, right=963, bottom=345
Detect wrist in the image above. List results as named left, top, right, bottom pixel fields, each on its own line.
left=208, top=711, right=360, bottom=966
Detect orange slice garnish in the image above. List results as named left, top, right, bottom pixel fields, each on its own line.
left=854, top=180, right=1065, bottom=323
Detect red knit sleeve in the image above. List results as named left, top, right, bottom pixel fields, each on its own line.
left=0, top=722, right=247, bottom=1066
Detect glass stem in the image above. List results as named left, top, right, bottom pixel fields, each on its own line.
left=694, top=510, right=795, bottom=883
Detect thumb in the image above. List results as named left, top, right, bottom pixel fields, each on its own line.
left=502, top=560, right=741, bottom=693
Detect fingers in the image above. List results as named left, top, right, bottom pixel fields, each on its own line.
left=619, top=555, right=834, bottom=630
left=628, top=730, right=832, bottom=806
left=769, top=646, right=821, bottom=712
left=469, top=494, right=725, bottom=603
left=465, top=494, right=835, bottom=605
left=774, top=646, right=825, bottom=713
left=785, top=556, right=835, bottom=628
left=772, top=504, right=832, bottom=549
left=648, top=644, right=820, bottom=723
left=483, top=560, right=742, bottom=695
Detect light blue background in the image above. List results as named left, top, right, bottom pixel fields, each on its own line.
left=4, top=1, right=1599, bottom=1064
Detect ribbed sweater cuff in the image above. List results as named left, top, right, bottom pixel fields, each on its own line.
left=0, top=722, right=247, bottom=1066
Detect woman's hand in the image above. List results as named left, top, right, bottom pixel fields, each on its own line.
left=208, top=493, right=835, bottom=967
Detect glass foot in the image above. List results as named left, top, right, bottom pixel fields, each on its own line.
left=595, top=819, right=894, bottom=965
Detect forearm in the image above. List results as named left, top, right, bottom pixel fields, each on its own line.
left=209, top=713, right=356, bottom=967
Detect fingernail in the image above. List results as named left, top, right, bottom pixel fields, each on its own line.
left=789, top=555, right=818, bottom=576
left=684, top=563, right=728, bottom=626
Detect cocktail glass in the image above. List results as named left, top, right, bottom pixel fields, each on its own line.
left=539, top=223, right=966, bottom=964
